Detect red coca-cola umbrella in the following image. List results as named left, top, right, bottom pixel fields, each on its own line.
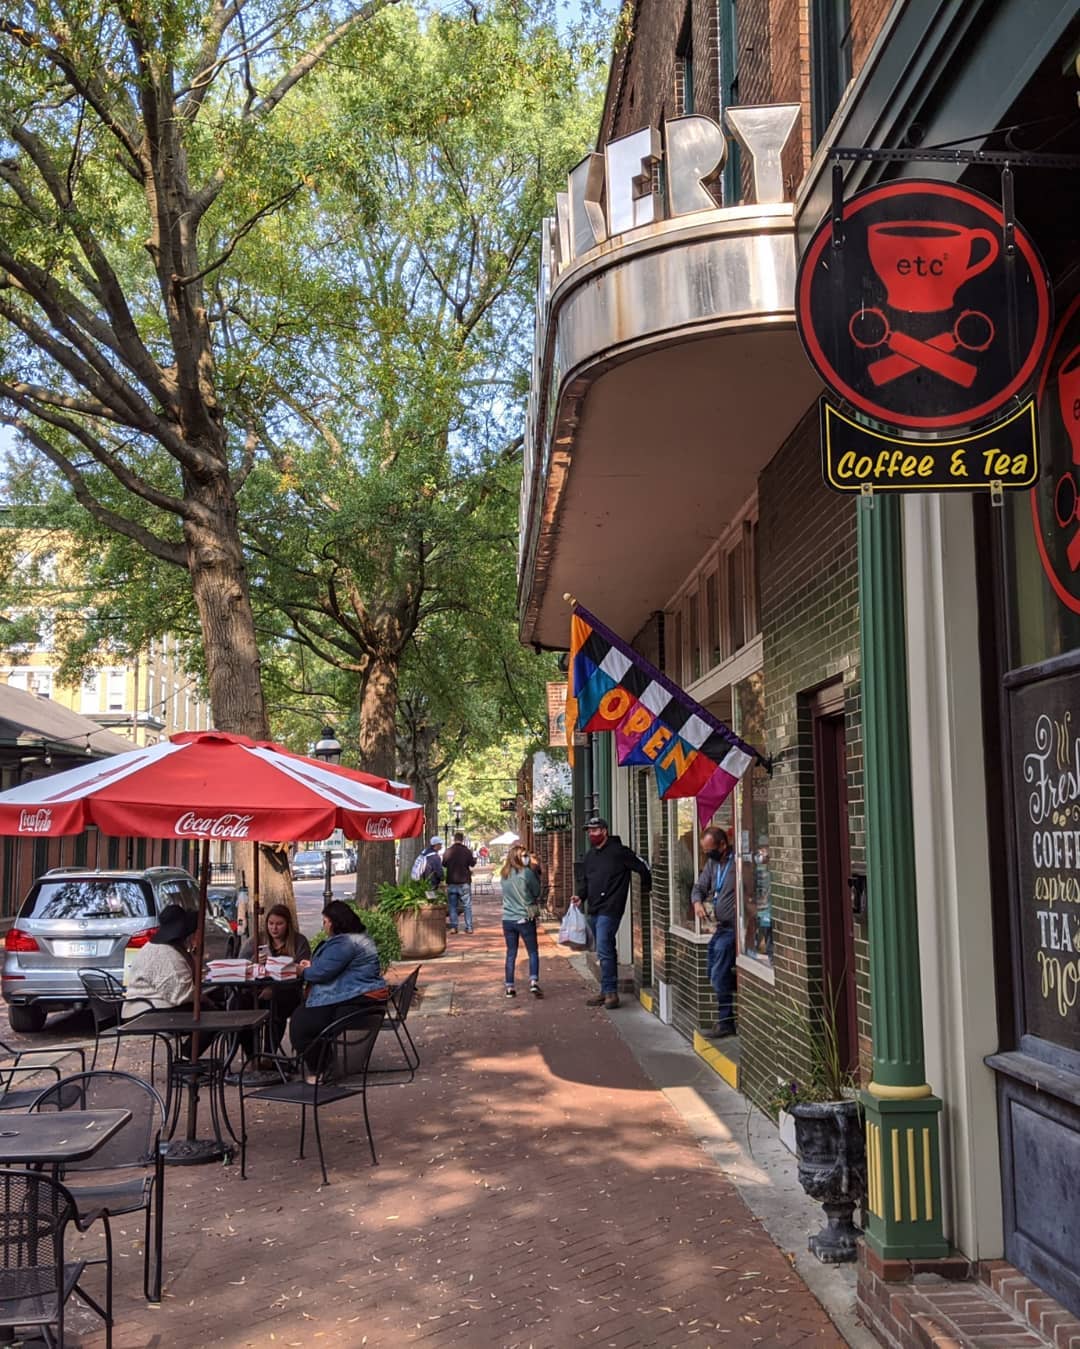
left=0, top=730, right=423, bottom=841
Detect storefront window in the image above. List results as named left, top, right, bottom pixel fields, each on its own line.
left=736, top=671, right=772, bottom=968
left=670, top=797, right=697, bottom=930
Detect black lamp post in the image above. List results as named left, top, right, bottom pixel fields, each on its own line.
left=312, top=725, right=342, bottom=902
left=453, top=803, right=463, bottom=835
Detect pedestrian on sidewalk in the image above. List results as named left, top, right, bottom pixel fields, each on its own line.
left=500, top=842, right=543, bottom=1000
left=574, top=816, right=651, bottom=1009
left=411, top=837, right=445, bottom=892
left=443, top=831, right=477, bottom=934
left=691, top=826, right=737, bottom=1038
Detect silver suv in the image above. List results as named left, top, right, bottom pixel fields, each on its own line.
left=2, top=867, right=232, bottom=1033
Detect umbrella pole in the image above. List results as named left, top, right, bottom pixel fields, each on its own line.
left=164, top=842, right=229, bottom=1166
left=252, top=845, right=261, bottom=964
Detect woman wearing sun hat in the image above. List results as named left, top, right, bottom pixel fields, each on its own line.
left=122, top=903, right=199, bottom=1015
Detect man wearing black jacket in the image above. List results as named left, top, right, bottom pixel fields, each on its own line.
left=573, top=815, right=651, bottom=1009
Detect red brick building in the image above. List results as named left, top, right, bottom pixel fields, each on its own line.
left=519, top=0, right=1080, bottom=1331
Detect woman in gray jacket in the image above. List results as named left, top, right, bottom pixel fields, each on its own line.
left=500, top=843, right=542, bottom=999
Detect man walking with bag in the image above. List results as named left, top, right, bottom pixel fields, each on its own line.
left=691, top=826, right=738, bottom=1038
left=573, top=816, right=650, bottom=1009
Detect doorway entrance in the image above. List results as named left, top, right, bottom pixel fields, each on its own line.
left=811, top=683, right=857, bottom=1074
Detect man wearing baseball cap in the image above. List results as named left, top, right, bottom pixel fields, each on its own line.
left=572, top=815, right=650, bottom=1009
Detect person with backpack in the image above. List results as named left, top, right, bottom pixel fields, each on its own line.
left=410, top=837, right=445, bottom=891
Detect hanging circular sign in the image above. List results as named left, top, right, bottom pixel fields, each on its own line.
left=797, top=179, right=1052, bottom=431
left=1033, top=293, right=1080, bottom=612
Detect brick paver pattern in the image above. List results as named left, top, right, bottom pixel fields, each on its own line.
left=41, top=891, right=844, bottom=1347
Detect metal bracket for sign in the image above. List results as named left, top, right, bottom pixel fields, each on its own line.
left=830, top=146, right=1080, bottom=170
left=990, top=479, right=1004, bottom=508
left=860, top=482, right=875, bottom=510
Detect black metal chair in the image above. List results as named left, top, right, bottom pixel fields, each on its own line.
left=370, top=966, right=421, bottom=1082
left=0, top=1168, right=113, bottom=1347
left=238, top=1004, right=386, bottom=1185
left=0, top=1038, right=86, bottom=1112
left=31, top=1070, right=168, bottom=1303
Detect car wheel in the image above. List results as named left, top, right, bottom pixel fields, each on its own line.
left=8, top=1003, right=47, bottom=1033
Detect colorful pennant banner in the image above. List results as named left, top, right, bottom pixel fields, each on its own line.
left=566, top=603, right=767, bottom=828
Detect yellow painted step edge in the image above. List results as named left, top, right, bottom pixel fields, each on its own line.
left=693, top=1030, right=739, bottom=1089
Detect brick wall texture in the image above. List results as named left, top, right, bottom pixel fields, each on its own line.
left=588, top=0, right=892, bottom=1111
left=745, top=407, right=867, bottom=1111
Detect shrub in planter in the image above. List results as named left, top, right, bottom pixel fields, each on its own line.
left=377, top=882, right=447, bottom=960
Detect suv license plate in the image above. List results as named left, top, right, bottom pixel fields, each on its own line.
left=54, top=941, right=99, bottom=957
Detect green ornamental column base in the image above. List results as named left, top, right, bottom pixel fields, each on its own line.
left=861, top=1089, right=949, bottom=1260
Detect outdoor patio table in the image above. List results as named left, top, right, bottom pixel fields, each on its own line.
left=0, top=1109, right=131, bottom=1166
left=119, top=1009, right=268, bottom=1165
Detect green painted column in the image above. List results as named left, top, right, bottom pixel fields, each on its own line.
left=858, top=494, right=948, bottom=1260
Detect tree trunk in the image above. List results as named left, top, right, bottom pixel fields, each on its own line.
left=354, top=654, right=400, bottom=903
left=184, top=479, right=292, bottom=909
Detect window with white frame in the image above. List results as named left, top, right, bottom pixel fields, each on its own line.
left=106, top=669, right=126, bottom=712
left=80, top=672, right=101, bottom=714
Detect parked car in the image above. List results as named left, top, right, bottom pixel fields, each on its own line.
left=2, top=866, right=233, bottom=1033
left=330, top=848, right=355, bottom=875
left=291, top=849, right=327, bottom=880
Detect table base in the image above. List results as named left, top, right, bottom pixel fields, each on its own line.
left=163, top=1137, right=232, bottom=1166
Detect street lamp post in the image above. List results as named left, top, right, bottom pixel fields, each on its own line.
left=453, top=803, right=463, bottom=835
left=312, top=724, right=342, bottom=904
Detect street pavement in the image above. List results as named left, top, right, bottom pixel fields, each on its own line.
left=5, top=888, right=845, bottom=1348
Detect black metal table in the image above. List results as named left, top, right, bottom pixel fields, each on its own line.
left=119, top=1009, right=268, bottom=1165
left=0, top=1109, right=131, bottom=1166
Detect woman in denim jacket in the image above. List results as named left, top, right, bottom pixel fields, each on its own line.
left=289, top=900, right=388, bottom=1073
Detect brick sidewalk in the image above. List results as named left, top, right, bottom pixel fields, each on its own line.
left=58, top=890, right=845, bottom=1347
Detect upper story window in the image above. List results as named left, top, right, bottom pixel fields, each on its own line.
left=80, top=672, right=100, bottom=714
left=106, top=668, right=126, bottom=712
left=669, top=504, right=759, bottom=686
left=810, top=0, right=852, bottom=148
left=677, top=10, right=694, bottom=115
left=719, top=0, right=740, bottom=203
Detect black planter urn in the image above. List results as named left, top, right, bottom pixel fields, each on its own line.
left=792, top=1099, right=867, bottom=1263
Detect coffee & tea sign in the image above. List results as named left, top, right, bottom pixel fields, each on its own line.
left=797, top=180, right=1052, bottom=487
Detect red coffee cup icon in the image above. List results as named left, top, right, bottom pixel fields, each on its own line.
left=866, top=221, right=1000, bottom=313
left=1057, top=343, right=1080, bottom=465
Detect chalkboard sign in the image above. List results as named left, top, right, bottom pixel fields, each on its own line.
left=1008, top=658, right=1080, bottom=1052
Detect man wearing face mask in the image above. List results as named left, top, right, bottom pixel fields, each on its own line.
left=573, top=815, right=651, bottom=1009
left=692, top=826, right=737, bottom=1039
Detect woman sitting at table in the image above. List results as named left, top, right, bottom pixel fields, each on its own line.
left=123, top=904, right=198, bottom=1014
left=238, top=903, right=312, bottom=965
left=289, top=900, right=388, bottom=1079
left=237, top=904, right=311, bottom=1054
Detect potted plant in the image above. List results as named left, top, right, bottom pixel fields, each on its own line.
left=376, top=880, right=448, bottom=960
left=773, top=989, right=866, bottom=1264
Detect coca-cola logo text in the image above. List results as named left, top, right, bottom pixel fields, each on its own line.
left=18, top=808, right=52, bottom=834
left=363, top=816, right=395, bottom=840
left=175, top=812, right=253, bottom=839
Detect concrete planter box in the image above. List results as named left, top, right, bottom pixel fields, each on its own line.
left=395, top=903, right=448, bottom=960
left=778, top=1108, right=798, bottom=1155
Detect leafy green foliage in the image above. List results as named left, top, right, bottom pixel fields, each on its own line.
left=375, top=880, right=437, bottom=915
